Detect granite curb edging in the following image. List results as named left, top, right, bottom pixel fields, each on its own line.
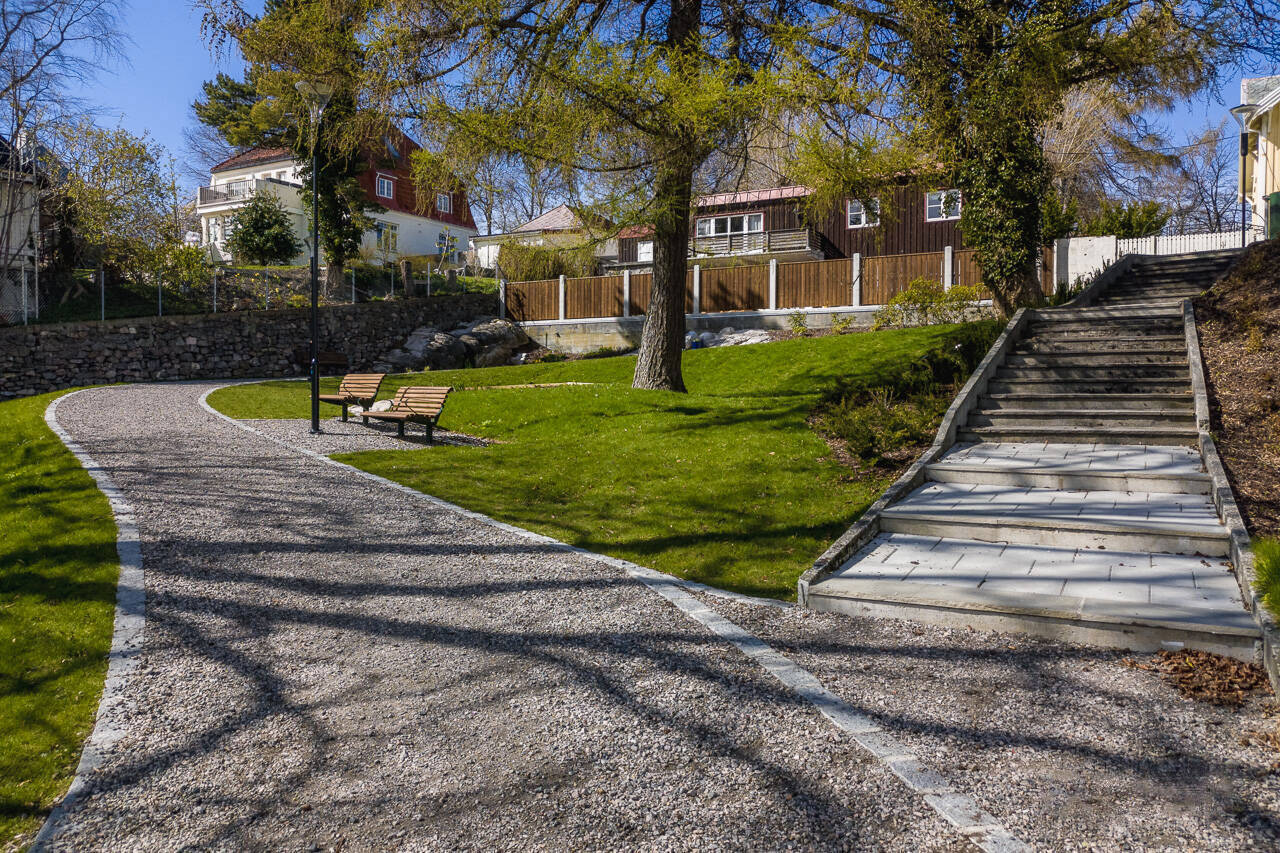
left=31, top=391, right=147, bottom=851
left=1183, top=298, right=1280, bottom=690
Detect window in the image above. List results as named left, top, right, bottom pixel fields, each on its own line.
left=695, top=212, right=763, bottom=237
left=376, top=175, right=395, bottom=199
left=926, top=190, right=961, bottom=221
left=636, top=240, right=653, bottom=262
left=847, top=198, right=880, bottom=228
left=375, top=221, right=398, bottom=252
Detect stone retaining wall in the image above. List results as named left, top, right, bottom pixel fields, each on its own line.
left=1, top=294, right=498, bottom=399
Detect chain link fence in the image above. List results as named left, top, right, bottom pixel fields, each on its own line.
left=0, top=264, right=498, bottom=327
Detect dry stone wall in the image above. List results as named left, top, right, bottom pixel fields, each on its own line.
left=0, top=294, right=498, bottom=399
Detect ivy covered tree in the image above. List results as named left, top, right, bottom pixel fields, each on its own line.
left=225, top=189, right=301, bottom=265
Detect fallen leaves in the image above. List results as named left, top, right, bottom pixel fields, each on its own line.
left=1121, top=650, right=1273, bottom=707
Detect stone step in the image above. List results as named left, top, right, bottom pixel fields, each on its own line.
left=979, top=392, right=1193, bottom=411
left=807, top=532, right=1257, bottom=659
left=958, top=425, right=1197, bottom=446
left=1005, top=352, right=1188, bottom=367
left=926, top=461, right=1210, bottom=494
left=987, top=378, right=1192, bottom=395
left=879, top=482, right=1229, bottom=555
left=1018, top=334, right=1186, bottom=348
left=1093, top=296, right=1196, bottom=307
left=1109, top=278, right=1212, bottom=289
left=997, top=365, right=1188, bottom=380
left=1029, top=320, right=1184, bottom=335
left=1012, top=343, right=1186, bottom=359
left=967, top=409, right=1195, bottom=429
left=1036, top=305, right=1182, bottom=321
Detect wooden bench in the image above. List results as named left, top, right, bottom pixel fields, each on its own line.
left=317, top=373, right=386, bottom=421
left=360, top=386, right=452, bottom=440
left=294, top=348, right=350, bottom=376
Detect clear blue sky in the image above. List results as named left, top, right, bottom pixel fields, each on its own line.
left=72, top=1, right=1270, bottom=191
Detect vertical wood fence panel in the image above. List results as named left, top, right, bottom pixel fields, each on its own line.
left=776, top=258, right=855, bottom=309
left=628, top=273, right=653, bottom=315
left=504, top=278, right=559, bottom=321
left=862, top=252, right=942, bottom=305
left=699, top=264, right=771, bottom=312
left=565, top=274, right=625, bottom=320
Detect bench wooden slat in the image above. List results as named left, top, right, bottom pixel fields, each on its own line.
left=318, top=373, right=387, bottom=421
left=360, top=385, right=453, bottom=440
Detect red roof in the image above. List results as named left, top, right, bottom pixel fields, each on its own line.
left=618, top=224, right=654, bottom=238
left=210, top=147, right=294, bottom=174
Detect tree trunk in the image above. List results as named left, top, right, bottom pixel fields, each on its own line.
left=324, top=260, right=345, bottom=297
left=632, top=161, right=694, bottom=392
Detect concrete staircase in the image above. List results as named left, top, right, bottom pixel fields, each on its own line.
left=805, top=250, right=1260, bottom=656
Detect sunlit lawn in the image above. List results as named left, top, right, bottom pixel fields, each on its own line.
left=208, top=327, right=960, bottom=599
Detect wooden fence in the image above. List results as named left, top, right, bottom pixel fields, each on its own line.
left=503, top=247, right=1056, bottom=322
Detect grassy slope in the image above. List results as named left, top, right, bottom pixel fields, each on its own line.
left=209, top=327, right=958, bottom=600
left=0, top=392, right=118, bottom=848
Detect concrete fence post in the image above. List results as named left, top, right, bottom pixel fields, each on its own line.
left=692, top=264, right=701, bottom=315
left=851, top=253, right=862, bottom=307
left=768, top=258, right=778, bottom=310
left=499, top=280, right=507, bottom=319
left=622, top=270, right=631, bottom=318
left=943, top=245, right=954, bottom=290
left=558, top=274, right=567, bottom=320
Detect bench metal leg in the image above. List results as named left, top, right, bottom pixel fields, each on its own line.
left=425, top=424, right=433, bottom=444
left=397, top=421, right=405, bottom=438
left=341, top=402, right=348, bottom=422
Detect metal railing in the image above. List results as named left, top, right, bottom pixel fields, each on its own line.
left=690, top=227, right=816, bottom=258
left=197, top=177, right=302, bottom=206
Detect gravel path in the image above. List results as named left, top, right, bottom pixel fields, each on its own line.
left=43, top=381, right=1280, bottom=851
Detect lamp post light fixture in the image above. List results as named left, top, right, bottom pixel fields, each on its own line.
left=296, top=79, right=333, bottom=434
left=1230, top=102, right=1257, bottom=250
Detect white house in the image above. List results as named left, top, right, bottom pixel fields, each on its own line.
left=470, top=204, right=618, bottom=271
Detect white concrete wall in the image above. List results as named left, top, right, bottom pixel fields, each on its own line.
left=364, top=209, right=477, bottom=263
left=210, top=159, right=301, bottom=185
left=1054, top=235, right=1117, bottom=287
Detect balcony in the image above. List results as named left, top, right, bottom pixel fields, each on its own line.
left=689, top=227, right=818, bottom=258
left=198, top=177, right=301, bottom=207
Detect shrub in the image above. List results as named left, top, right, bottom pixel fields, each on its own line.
left=226, top=190, right=302, bottom=265
left=1255, top=538, right=1280, bottom=620
left=497, top=241, right=597, bottom=281
left=830, top=315, right=854, bottom=334
left=872, top=278, right=984, bottom=329
left=813, top=320, right=1001, bottom=463
left=788, top=311, right=808, bottom=335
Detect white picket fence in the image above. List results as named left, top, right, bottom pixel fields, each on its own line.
left=1118, top=227, right=1266, bottom=257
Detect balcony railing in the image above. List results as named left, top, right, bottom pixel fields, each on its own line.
left=198, top=177, right=301, bottom=206
left=689, top=227, right=817, bottom=258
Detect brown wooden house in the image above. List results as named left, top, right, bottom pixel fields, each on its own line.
left=611, top=183, right=967, bottom=271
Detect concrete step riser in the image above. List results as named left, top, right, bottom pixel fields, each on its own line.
left=1095, top=297, right=1197, bottom=307
left=1030, top=323, right=1184, bottom=335
left=979, top=394, right=1192, bottom=411
left=1015, top=340, right=1185, bottom=353
left=998, top=367, right=1188, bottom=380
left=967, top=413, right=1195, bottom=429
left=924, top=465, right=1211, bottom=494
left=987, top=381, right=1191, bottom=395
left=1005, top=354, right=1188, bottom=367
left=958, top=429, right=1196, bottom=446
left=879, top=514, right=1229, bottom=557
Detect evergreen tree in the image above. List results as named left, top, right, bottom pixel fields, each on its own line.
left=225, top=190, right=301, bottom=265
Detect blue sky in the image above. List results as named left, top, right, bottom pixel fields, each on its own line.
left=72, top=1, right=1268, bottom=191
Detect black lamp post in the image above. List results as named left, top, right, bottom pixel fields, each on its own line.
left=296, top=79, right=333, bottom=434
left=1230, top=102, right=1257, bottom=249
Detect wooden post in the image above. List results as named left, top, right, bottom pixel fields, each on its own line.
left=768, top=259, right=778, bottom=310
left=692, top=264, right=701, bottom=315
left=558, top=274, right=567, bottom=320
left=499, top=280, right=507, bottom=318
left=943, top=245, right=954, bottom=290
left=851, top=254, right=861, bottom=306
left=622, top=270, right=631, bottom=318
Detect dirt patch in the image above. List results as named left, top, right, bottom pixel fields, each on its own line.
left=1194, top=239, right=1280, bottom=538
left=1122, top=650, right=1273, bottom=707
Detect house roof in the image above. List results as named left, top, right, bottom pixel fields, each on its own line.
left=210, top=146, right=295, bottom=174
left=618, top=224, right=654, bottom=239
left=1242, top=75, right=1280, bottom=120
left=514, top=204, right=582, bottom=232
left=696, top=185, right=811, bottom=208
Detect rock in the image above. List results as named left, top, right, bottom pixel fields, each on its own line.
left=699, top=331, right=718, bottom=346
left=370, top=400, right=393, bottom=412
left=465, top=319, right=529, bottom=367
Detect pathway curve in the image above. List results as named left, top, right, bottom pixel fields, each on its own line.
left=41, top=381, right=1280, bottom=850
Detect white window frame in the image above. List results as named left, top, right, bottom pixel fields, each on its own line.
left=695, top=212, right=764, bottom=237
left=436, top=192, right=452, bottom=213
left=925, top=190, right=962, bottom=222
left=376, top=174, right=395, bottom=200
left=846, top=198, right=880, bottom=228
left=375, top=221, right=398, bottom=253
left=636, top=240, right=653, bottom=262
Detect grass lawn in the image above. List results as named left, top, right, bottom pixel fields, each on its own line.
left=0, top=391, right=119, bottom=848
left=208, top=327, right=967, bottom=599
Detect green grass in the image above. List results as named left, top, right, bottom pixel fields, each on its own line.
left=1255, top=538, right=1280, bottom=620
left=208, top=327, right=968, bottom=599
left=0, top=391, right=119, bottom=847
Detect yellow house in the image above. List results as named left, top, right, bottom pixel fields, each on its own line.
left=1237, top=75, right=1280, bottom=238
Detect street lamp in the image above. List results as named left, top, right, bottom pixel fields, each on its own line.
left=1230, top=102, right=1257, bottom=249
left=296, top=79, right=333, bottom=434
